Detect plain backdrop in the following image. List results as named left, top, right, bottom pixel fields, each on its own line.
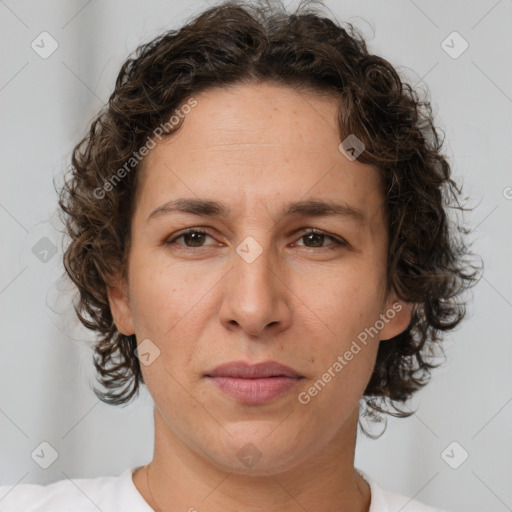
left=0, top=1, right=511, bottom=511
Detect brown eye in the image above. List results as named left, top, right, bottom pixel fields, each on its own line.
left=295, top=229, right=345, bottom=248
left=166, top=228, right=214, bottom=248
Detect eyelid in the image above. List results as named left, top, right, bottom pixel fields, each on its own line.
left=166, top=226, right=347, bottom=250
left=166, top=227, right=217, bottom=246
left=293, top=228, right=347, bottom=247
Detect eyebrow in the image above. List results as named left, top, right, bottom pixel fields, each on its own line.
left=147, top=198, right=366, bottom=223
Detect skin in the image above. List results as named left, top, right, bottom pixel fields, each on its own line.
left=107, top=82, right=412, bottom=512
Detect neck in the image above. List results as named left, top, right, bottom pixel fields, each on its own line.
left=133, top=406, right=371, bottom=512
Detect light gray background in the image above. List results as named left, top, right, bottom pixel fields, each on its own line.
left=1, top=1, right=511, bottom=511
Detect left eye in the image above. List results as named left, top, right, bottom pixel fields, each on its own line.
left=295, top=229, right=345, bottom=248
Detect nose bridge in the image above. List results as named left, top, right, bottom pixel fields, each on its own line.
left=233, top=236, right=278, bottom=308
left=220, top=234, right=290, bottom=335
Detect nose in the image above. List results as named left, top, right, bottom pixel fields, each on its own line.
left=218, top=240, right=292, bottom=338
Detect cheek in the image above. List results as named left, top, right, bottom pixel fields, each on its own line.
left=305, top=326, right=379, bottom=423
left=127, top=253, right=215, bottom=372
left=297, top=263, right=385, bottom=404
left=128, top=251, right=195, bottom=336
left=307, top=263, right=386, bottom=340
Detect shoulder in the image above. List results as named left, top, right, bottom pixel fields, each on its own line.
left=356, top=468, right=450, bottom=512
left=0, top=466, right=151, bottom=512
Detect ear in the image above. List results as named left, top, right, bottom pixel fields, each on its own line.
left=379, top=290, right=413, bottom=341
left=106, top=273, right=135, bottom=336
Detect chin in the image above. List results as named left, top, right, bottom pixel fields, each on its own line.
left=207, top=425, right=308, bottom=475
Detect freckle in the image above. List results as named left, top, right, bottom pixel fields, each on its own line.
left=309, top=356, right=315, bottom=364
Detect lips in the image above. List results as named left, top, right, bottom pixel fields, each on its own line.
left=206, top=360, right=302, bottom=379
left=205, top=360, right=304, bottom=404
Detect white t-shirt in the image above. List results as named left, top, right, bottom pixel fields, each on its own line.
left=0, top=466, right=448, bottom=511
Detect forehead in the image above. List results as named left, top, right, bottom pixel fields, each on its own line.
left=182, top=82, right=341, bottom=148
left=135, top=82, right=384, bottom=220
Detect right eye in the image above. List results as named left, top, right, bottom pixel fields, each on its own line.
left=165, top=228, right=217, bottom=248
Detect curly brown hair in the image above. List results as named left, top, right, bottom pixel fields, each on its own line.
left=58, top=0, right=479, bottom=433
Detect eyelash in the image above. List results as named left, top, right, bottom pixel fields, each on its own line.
left=165, top=227, right=346, bottom=250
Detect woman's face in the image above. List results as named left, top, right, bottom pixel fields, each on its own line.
left=108, top=82, right=410, bottom=475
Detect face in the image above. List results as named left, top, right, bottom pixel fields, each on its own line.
left=108, top=82, right=411, bottom=475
